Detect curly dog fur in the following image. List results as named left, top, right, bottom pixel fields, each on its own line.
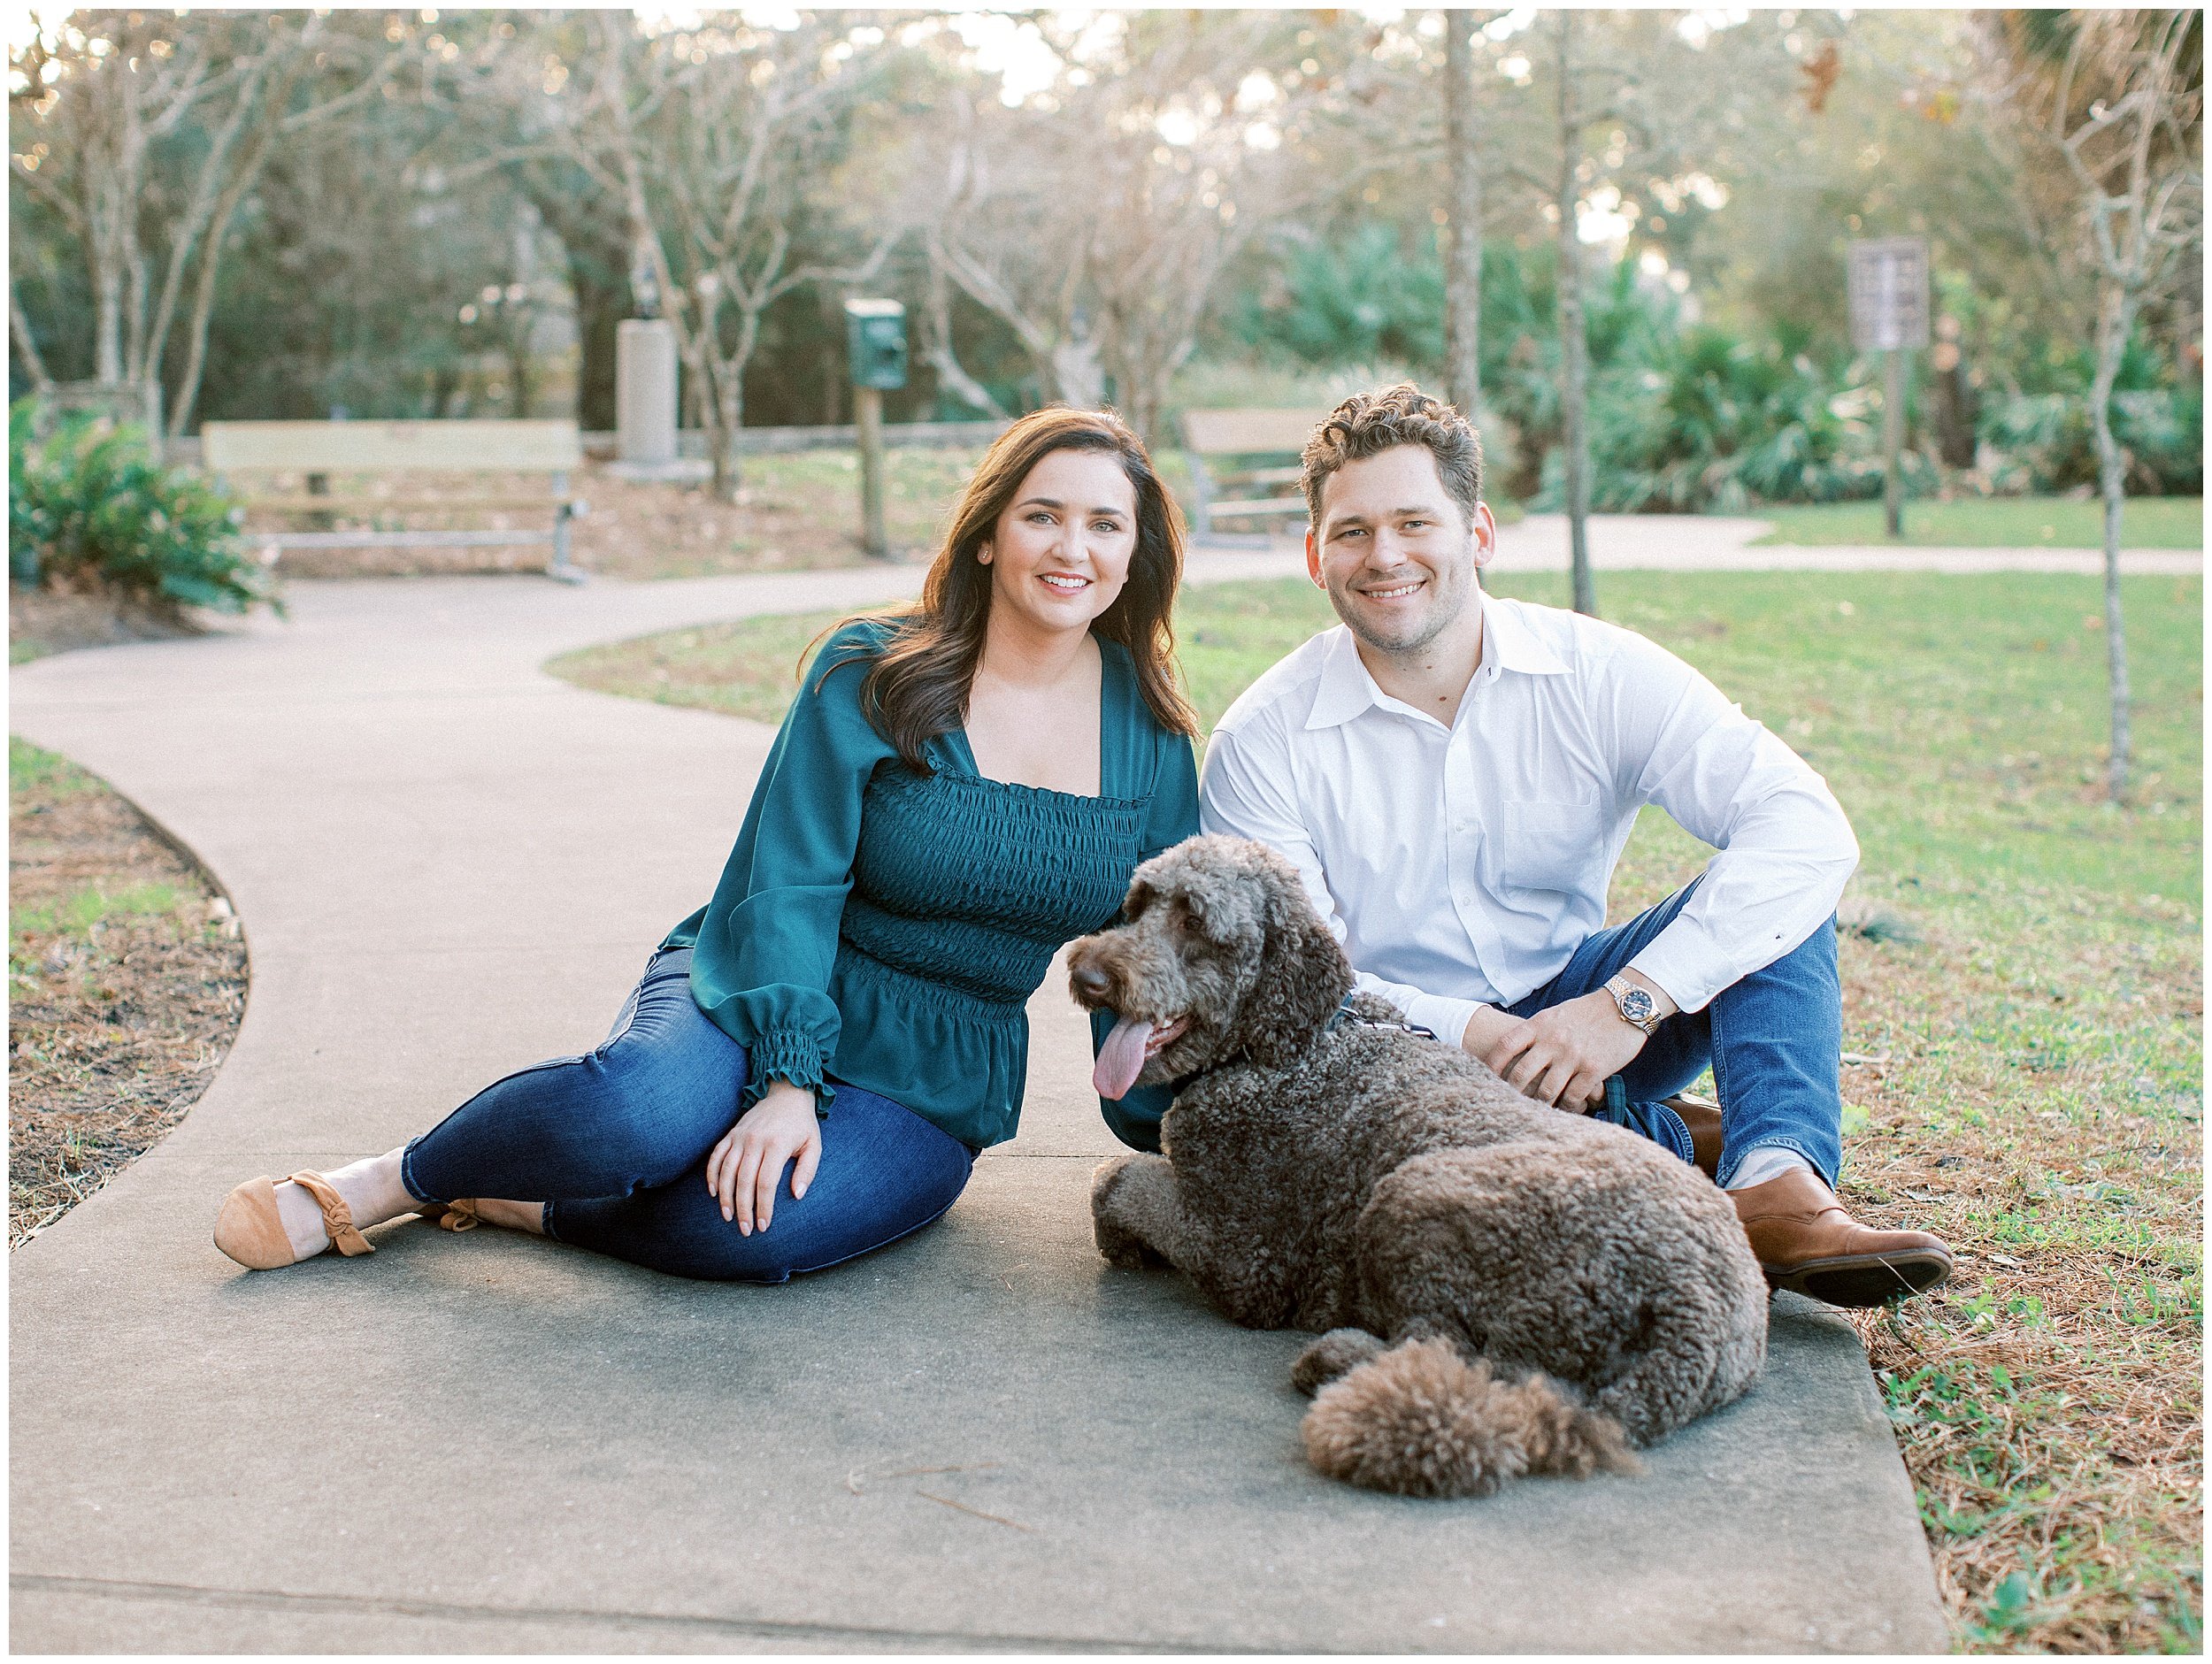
left=1069, top=834, right=1769, bottom=1499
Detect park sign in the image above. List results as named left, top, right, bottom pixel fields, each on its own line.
left=1847, top=237, right=1930, bottom=352
left=844, top=298, right=909, bottom=391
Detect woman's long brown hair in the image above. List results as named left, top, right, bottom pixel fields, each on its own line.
left=817, top=406, right=1200, bottom=772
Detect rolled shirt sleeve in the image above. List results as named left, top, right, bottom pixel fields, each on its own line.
left=1601, top=632, right=1860, bottom=1013
left=1201, top=712, right=1484, bottom=1049
left=685, top=624, right=895, bottom=1113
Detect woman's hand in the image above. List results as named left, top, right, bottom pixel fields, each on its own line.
left=705, top=1080, right=823, bottom=1235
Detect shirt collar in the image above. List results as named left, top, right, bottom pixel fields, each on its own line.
left=1483, top=598, right=1570, bottom=678
left=1303, top=602, right=1566, bottom=731
left=1304, top=626, right=1381, bottom=730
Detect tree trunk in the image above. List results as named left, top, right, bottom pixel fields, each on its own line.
left=1554, top=12, right=1594, bottom=617
left=507, top=331, right=535, bottom=419
left=10, top=280, right=55, bottom=392
left=566, top=255, right=628, bottom=434
left=1050, top=332, right=1106, bottom=410
left=1443, top=10, right=1483, bottom=419
left=165, top=136, right=270, bottom=440
left=2088, top=278, right=2134, bottom=801
left=923, top=258, right=1008, bottom=418
left=93, top=255, right=125, bottom=386
left=703, top=361, right=741, bottom=503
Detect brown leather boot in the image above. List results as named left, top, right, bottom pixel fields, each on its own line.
left=1663, top=1091, right=1724, bottom=1180
left=1732, top=1167, right=1954, bottom=1307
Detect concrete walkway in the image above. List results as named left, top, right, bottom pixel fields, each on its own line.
left=12, top=558, right=1947, bottom=1652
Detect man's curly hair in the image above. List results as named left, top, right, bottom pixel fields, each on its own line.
left=1300, top=383, right=1484, bottom=528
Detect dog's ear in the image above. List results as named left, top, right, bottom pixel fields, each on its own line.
left=1120, top=877, right=1156, bottom=923
left=1236, top=857, right=1356, bottom=1067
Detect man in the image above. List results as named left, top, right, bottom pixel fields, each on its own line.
left=1199, top=384, right=1951, bottom=1308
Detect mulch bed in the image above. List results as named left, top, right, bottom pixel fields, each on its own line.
left=254, top=455, right=969, bottom=581
left=10, top=582, right=197, bottom=662
left=9, top=748, right=247, bottom=1246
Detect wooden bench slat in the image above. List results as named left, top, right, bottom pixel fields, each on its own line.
left=242, top=494, right=568, bottom=514
left=1207, top=496, right=1310, bottom=519
left=1210, top=465, right=1305, bottom=489
left=203, top=419, right=581, bottom=473
left=1180, top=408, right=1325, bottom=456
left=255, top=529, right=558, bottom=550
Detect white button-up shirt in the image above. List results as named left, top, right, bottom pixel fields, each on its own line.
left=1198, top=595, right=1858, bottom=1045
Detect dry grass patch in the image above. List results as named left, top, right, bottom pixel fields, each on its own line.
left=9, top=738, right=247, bottom=1245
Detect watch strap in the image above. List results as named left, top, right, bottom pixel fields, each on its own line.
left=1604, top=973, right=1663, bottom=1036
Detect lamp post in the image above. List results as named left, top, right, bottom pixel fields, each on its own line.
left=844, top=298, right=908, bottom=560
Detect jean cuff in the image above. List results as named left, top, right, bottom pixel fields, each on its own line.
left=1632, top=1099, right=1697, bottom=1166
left=397, top=1134, right=444, bottom=1208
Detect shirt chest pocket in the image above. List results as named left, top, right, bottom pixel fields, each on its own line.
left=1496, top=794, right=1606, bottom=894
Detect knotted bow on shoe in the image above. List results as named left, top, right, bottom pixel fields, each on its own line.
left=286, top=1170, right=374, bottom=1257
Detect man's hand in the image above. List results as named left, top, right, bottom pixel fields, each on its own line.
left=1479, top=990, right=1648, bottom=1112
left=706, top=1080, right=822, bottom=1235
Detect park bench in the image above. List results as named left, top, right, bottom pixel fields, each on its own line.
left=1179, top=407, right=1325, bottom=539
left=200, top=418, right=587, bottom=582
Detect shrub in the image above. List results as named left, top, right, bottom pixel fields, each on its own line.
left=8, top=401, right=272, bottom=614
left=1980, top=386, right=2203, bottom=496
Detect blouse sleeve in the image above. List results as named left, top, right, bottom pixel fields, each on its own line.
left=687, top=623, right=895, bottom=1115
left=1095, top=725, right=1201, bottom=1153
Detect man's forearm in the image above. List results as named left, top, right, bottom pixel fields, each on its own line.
left=1612, top=965, right=1679, bottom=1020
left=1461, top=1002, right=1519, bottom=1056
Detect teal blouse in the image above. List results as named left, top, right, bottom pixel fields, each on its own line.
left=664, top=620, right=1198, bottom=1151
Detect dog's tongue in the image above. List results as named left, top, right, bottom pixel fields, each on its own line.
left=1094, top=1015, right=1156, bottom=1100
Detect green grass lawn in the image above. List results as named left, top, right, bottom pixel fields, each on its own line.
left=1747, top=495, right=2203, bottom=549
left=549, top=571, right=2201, bottom=1650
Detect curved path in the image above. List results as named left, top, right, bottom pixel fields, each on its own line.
left=12, top=562, right=1945, bottom=1652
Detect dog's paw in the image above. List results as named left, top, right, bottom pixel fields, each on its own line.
left=1090, top=1154, right=1137, bottom=1207
left=1291, top=1328, right=1387, bottom=1396
left=1094, top=1215, right=1169, bottom=1269
left=1091, top=1156, right=1171, bottom=1269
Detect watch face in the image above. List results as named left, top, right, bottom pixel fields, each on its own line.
left=1619, top=987, right=1656, bottom=1025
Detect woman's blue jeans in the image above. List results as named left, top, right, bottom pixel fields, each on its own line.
left=1505, top=879, right=1844, bottom=1188
left=402, top=947, right=975, bottom=1282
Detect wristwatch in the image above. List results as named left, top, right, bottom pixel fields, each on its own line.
left=1603, top=973, right=1663, bottom=1036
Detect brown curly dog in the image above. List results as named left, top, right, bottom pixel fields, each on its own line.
left=1068, top=834, right=1769, bottom=1499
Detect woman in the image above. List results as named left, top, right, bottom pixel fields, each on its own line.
left=213, top=407, right=1200, bottom=1280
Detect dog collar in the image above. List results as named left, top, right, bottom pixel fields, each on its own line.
left=1325, top=994, right=1440, bottom=1042
left=1166, top=997, right=1442, bottom=1098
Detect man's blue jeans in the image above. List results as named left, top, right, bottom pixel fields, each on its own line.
left=1504, top=880, right=1843, bottom=1188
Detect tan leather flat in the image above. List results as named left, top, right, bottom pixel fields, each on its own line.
left=211, top=1170, right=374, bottom=1269
left=418, top=1199, right=482, bottom=1231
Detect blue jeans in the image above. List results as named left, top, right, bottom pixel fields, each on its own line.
left=403, top=948, right=975, bottom=1282
left=1506, top=881, right=1843, bottom=1188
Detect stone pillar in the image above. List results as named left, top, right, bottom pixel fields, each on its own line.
left=616, top=318, right=678, bottom=467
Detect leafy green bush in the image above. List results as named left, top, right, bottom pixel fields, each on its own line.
left=1981, top=386, right=2203, bottom=496
left=8, top=400, right=272, bottom=613
left=1581, top=323, right=1909, bottom=512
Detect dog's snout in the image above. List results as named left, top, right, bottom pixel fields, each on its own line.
left=1071, top=961, right=1113, bottom=1003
